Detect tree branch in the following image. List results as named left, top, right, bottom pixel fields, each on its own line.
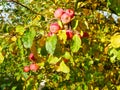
left=6, top=0, right=41, bottom=15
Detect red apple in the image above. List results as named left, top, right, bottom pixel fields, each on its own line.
left=83, top=32, right=89, bottom=38
left=66, top=30, right=73, bottom=40
left=54, top=8, right=64, bottom=18
left=23, top=66, right=30, bottom=72
left=61, top=13, right=71, bottom=24
left=29, top=53, right=35, bottom=61
left=30, top=63, right=39, bottom=72
left=79, top=32, right=89, bottom=39
left=50, top=23, right=61, bottom=34
left=65, top=9, right=75, bottom=18
left=48, top=32, right=54, bottom=37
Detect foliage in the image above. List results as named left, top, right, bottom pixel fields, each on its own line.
left=0, top=0, right=120, bottom=90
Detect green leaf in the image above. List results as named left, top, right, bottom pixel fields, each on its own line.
left=117, top=50, right=120, bottom=60
left=71, top=20, right=79, bottom=30
left=48, top=55, right=61, bottom=64
left=16, top=25, right=25, bottom=35
left=11, top=86, right=17, bottom=90
left=57, top=61, right=70, bottom=73
left=70, top=34, right=81, bottom=52
left=72, top=20, right=79, bottom=30
left=22, top=29, right=36, bottom=48
left=63, top=51, right=71, bottom=59
left=45, top=35, right=57, bottom=54
left=0, top=52, right=4, bottom=64
left=58, top=20, right=63, bottom=29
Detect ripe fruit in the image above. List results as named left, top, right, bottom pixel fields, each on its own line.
left=66, top=30, right=73, bottom=40
left=48, top=32, right=54, bottom=37
left=54, top=8, right=64, bottom=18
left=23, top=66, right=30, bottom=72
left=65, top=9, right=75, bottom=18
left=83, top=32, right=89, bottom=38
left=61, top=13, right=71, bottom=24
left=30, top=63, right=39, bottom=72
left=29, top=53, right=35, bottom=61
left=50, top=23, right=61, bottom=34
left=80, top=32, right=89, bottom=39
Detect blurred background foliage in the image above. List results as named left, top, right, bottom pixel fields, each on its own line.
left=0, top=0, right=120, bottom=90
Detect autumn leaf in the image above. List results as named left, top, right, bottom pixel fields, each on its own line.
left=110, top=34, right=120, bottom=48
left=57, top=61, right=70, bottom=73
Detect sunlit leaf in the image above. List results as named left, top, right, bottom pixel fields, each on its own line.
left=57, top=61, right=70, bottom=73
left=16, top=25, right=25, bottom=35
left=22, top=29, right=36, bottom=48
left=58, top=30, right=67, bottom=44
left=11, top=86, right=17, bottom=90
left=0, top=46, right=2, bottom=51
left=70, top=34, right=81, bottom=52
left=63, top=51, right=71, bottom=59
left=0, top=52, right=4, bottom=64
left=48, top=55, right=61, bottom=64
left=116, top=85, right=120, bottom=90
left=71, top=20, right=79, bottom=30
left=45, top=35, right=57, bottom=54
left=110, top=34, right=120, bottom=48
left=58, top=20, right=63, bottom=29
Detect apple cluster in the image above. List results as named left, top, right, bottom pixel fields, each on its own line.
left=48, top=8, right=89, bottom=40
left=48, top=8, right=75, bottom=40
left=23, top=53, right=39, bottom=72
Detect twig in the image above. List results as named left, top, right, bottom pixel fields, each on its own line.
left=5, top=0, right=41, bottom=15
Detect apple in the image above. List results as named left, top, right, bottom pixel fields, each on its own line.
left=29, top=53, right=35, bottom=61
left=83, top=32, right=89, bottom=38
left=48, top=32, right=54, bottom=37
left=66, top=30, right=73, bottom=40
left=50, top=23, right=61, bottom=34
left=61, top=13, right=71, bottom=24
left=80, top=32, right=89, bottom=39
left=30, top=63, right=39, bottom=72
left=23, top=66, right=30, bottom=72
left=54, top=8, right=64, bottom=18
left=65, top=9, right=75, bottom=18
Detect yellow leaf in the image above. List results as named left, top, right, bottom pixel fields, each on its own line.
left=110, top=34, right=120, bottom=48
left=116, top=85, right=120, bottom=90
left=54, top=0, right=58, bottom=3
left=57, top=61, right=70, bottom=73
left=58, top=30, right=67, bottom=44
left=0, top=52, right=4, bottom=64
left=0, top=46, right=2, bottom=51
left=66, top=0, right=69, bottom=3
left=11, top=36, right=17, bottom=42
left=16, top=25, right=25, bottom=35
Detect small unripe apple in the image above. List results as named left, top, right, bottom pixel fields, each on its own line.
left=65, top=9, right=75, bottom=18
left=66, top=30, right=73, bottom=40
left=61, top=13, right=71, bottom=24
left=29, top=53, right=35, bottom=61
left=30, top=63, right=39, bottom=72
left=50, top=23, right=61, bottom=34
left=54, top=8, right=64, bottom=18
left=23, top=66, right=30, bottom=72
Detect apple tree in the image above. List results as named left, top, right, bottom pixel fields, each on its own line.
left=0, top=0, right=120, bottom=90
